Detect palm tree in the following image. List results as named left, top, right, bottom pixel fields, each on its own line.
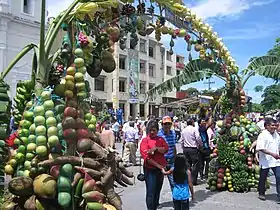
left=254, top=85, right=264, bottom=92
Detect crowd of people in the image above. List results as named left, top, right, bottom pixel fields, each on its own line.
left=98, top=114, right=280, bottom=210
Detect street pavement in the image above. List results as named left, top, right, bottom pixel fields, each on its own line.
left=115, top=143, right=280, bottom=210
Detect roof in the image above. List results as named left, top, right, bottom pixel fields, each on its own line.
left=160, top=96, right=199, bottom=109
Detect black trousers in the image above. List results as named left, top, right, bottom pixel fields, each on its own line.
left=199, top=148, right=211, bottom=178
left=258, top=166, right=280, bottom=196
left=173, top=199, right=189, bottom=210
left=183, top=147, right=199, bottom=184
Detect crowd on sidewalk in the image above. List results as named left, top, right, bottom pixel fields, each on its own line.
left=98, top=114, right=280, bottom=210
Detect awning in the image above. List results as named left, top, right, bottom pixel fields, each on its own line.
left=160, top=96, right=200, bottom=109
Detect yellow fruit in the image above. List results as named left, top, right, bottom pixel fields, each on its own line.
left=103, top=203, right=117, bottom=210
left=225, top=172, right=231, bottom=177
left=229, top=188, right=234, bottom=192
left=64, top=90, right=73, bottom=99
left=228, top=184, right=232, bottom=188
left=66, top=67, right=75, bottom=76
left=65, top=75, right=74, bottom=82
left=5, top=165, right=14, bottom=175
left=65, top=81, right=75, bottom=90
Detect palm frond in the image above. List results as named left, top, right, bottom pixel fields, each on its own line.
left=245, top=56, right=280, bottom=79
left=146, top=59, right=225, bottom=100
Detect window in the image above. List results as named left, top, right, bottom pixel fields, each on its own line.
left=119, top=56, right=126, bottom=70
left=176, top=56, right=180, bottom=63
left=94, top=77, right=105, bottom=91
left=140, top=81, right=146, bottom=94
left=167, top=66, right=172, bottom=75
left=140, top=60, right=146, bottom=73
left=167, top=51, right=172, bottom=61
left=23, top=0, right=33, bottom=14
left=119, top=80, right=126, bottom=92
left=140, top=39, right=146, bottom=53
left=149, top=46, right=154, bottom=57
left=140, top=104, right=145, bottom=117
left=176, top=70, right=180, bottom=76
left=149, top=64, right=155, bottom=77
left=149, top=83, right=155, bottom=90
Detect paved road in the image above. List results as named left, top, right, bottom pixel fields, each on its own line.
left=115, top=143, right=280, bottom=210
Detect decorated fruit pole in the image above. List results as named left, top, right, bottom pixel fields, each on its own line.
left=1, top=1, right=138, bottom=210
left=207, top=115, right=270, bottom=192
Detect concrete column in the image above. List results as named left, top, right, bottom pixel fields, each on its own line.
left=0, top=18, right=8, bottom=74
left=124, top=102, right=130, bottom=121
left=112, top=44, right=120, bottom=109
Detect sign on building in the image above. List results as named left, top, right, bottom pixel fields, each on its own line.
left=128, top=49, right=139, bottom=103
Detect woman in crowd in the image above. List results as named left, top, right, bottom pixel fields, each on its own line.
left=163, top=153, right=194, bottom=210
left=140, top=120, right=169, bottom=210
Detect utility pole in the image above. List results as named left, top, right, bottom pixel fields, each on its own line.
left=204, top=77, right=215, bottom=90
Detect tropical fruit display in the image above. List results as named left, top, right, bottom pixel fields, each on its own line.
left=207, top=115, right=268, bottom=192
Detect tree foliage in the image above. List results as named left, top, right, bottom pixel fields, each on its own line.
left=260, top=84, right=280, bottom=112
left=254, top=85, right=264, bottom=92
left=267, top=37, right=280, bottom=56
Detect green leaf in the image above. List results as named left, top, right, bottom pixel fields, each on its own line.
left=146, top=59, right=226, bottom=98
left=245, top=56, right=280, bottom=80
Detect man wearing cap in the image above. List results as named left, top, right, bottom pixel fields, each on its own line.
left=158, top=116, right=177, bottom=190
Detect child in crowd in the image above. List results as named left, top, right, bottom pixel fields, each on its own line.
left=163, top=153, right=194, bottom=210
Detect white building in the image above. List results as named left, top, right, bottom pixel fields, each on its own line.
left=0, top=0, right=42, bottom=99
left=89, top=35, right=185, bottom=120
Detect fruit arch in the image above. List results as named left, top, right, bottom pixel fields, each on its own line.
left=0, top=0, right=259, bottom=209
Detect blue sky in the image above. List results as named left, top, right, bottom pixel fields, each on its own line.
left=47, top=0, right=280, bottom=103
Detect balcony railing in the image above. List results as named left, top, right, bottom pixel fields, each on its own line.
left=176, top=63, right=185, bottom=69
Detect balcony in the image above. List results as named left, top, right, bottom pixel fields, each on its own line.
left=176, top=63, right=185, bottom=69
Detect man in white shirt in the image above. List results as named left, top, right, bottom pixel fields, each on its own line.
left=256, top=118, right=280, bottom=203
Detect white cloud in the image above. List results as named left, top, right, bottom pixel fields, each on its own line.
left=47, top=0, right=73, bottom=17
left=189, top=0, right=275, bottom=20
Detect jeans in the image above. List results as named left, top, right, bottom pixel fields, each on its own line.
left=166, top=158, right=175, bottom=190
left=144, top=167, right=164, bottom=210
left=258, top=166, right=280, bottom=197
left=173, top=199, right=189, bottom=210
left=183, top=147, right=199, bottom=184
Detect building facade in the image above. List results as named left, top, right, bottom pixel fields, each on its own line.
left=88, top=35, right=186, bottom=120
left=0, top=0, right=42, bottom=99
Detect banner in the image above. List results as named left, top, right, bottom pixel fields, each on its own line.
left=128, top=49, right=139, bottom=103
left=165, top=8, right=191, bottom=30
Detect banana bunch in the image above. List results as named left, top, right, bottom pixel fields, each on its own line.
left=0, top=81, right=11, bottom=125
left=13, top=80, right=34, bottom=126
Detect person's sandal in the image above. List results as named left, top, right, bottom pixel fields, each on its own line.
left=258, top=195, right=266, bottom=201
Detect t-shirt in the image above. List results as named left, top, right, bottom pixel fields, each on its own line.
left=112, top=122, right=120, bottom=132
left=199, top=126, right=210, bottom=149
left=256, top=130, right=280, bottom=169
left=158, top=129, right=176, bottom=159
left=172, top=172, right=190, bottom=201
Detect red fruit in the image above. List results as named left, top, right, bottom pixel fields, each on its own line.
left=217, top=168, right=225, bottom=174
left=217, top=178, right=223, bottom=184
left=218, top=173, right=224, bottom=179
left=217, top=183, right=223, bottom=189
left=63, top=128, right=77, bottom=140
left=77, top=129, right=89, bottom=140
left=64, top=107, right=77, bottom=118
left=175, top=29, right=180, bottom=35
left=240, top=149, right=246, bottom=155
